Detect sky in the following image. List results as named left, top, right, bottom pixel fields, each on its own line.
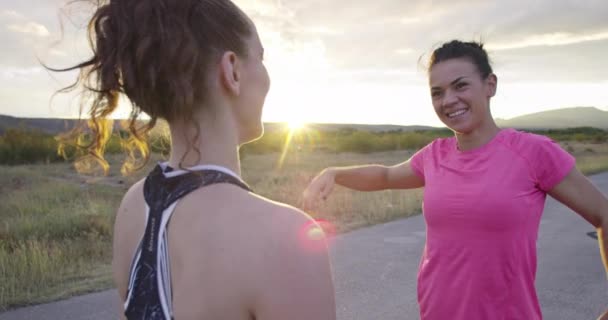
left=1, top=0, right=607, bottom=127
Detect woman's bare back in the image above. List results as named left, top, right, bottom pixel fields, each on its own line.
left=113, top=177, right=335, bottom=320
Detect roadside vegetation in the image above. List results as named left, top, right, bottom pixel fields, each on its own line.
left=1, top=125, right=606, bottom=310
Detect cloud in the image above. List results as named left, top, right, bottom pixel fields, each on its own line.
left=1, top=0, right=607, bottom=120
left=0, top=8, right=55, bottom=66
left=1, top=10, right=24, bottom=19
left=0, top=3, right=92, bottom=70
left=1, top=66, right=43, bottom=80
left=491, top=38, right=608, bottom=83
left=233, top=0, right=608, bottom=85
left=8, top=22, right=50, bottom=37
left=486, top=30, right=608, bottom=50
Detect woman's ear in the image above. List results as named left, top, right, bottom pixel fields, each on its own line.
left=219, top=51, right=241, bottom=96
left=486, top=73, right=497, bottom=98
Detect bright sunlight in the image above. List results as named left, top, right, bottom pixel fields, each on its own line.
left=287, top=119, right=307, bottom=131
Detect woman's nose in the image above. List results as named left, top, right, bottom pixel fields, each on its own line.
left=441, top=90, right=458, bottom=108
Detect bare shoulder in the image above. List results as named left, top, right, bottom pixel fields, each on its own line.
left=113, top=178, right=147, bottom=250
left=165, top=185, right=335, bottom=319
left=243, top=191, right=323, bottom=240
left=237, top=193, right=336, bottom=319
left=112, top=178, right=147, bottom=301
left=172, top=184, right=325, bottom=250
left=118, top=178, right=145, bottom=216
left=237, top=190, right=331, bottom=267
left=113, top=179, right=147, bottom=245
left=209, top=187, right=331, bottom=268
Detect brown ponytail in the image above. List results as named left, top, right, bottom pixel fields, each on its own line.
left=47, top=0, right=252, bottom=175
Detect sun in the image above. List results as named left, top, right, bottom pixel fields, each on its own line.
left=287, top=119, right=307, bottom=131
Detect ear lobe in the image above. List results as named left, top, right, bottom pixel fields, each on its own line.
left=219, top=51, right=240, bottom=96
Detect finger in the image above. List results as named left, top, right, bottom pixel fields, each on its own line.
left=302, top=185, right=314, bottom=208
left=304, top=197, right=314, bottom=212
left=301, top=192, right=310, bottom=211
left=320, top=182, right=334, bottom=201
left=305, top=197, right=318, bottom=212
left=303, top=189, right=317, bottom=211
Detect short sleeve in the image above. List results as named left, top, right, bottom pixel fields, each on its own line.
left=525, top=134, right=576, bottom=191
left=409, top=142, right=433, bottom=182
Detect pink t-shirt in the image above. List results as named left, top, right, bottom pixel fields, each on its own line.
left=409, top=128, right=575, bottom=320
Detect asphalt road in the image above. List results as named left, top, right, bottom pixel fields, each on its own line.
left=2, top=172, right=607, bottom=320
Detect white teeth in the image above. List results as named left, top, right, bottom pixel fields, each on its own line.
left=447, top=109, right=467, bottom=118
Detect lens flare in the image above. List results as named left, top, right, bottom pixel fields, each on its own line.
left=276, top=123, right=322, bottom=170
left=307, top=225, right=325, bottom=241
left=298, top=219, right=337, bottom=252
left=277, top=128, right=295, bottom=169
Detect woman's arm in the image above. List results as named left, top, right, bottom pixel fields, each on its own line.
left=547, top=168, right=608, bottom=320
left=548, top=168, right=608, bottom=275
left=302, top=160, right=424, bottom=210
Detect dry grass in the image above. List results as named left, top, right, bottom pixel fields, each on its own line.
left=242, top=149, right=423, bottom=232
left=0, top=149, right=422, bottom=310
left=561, top=141, right=608, bottom=175
left=0, top=140, right=606, bottom=310
left=0, top=167, right=121, bottom=310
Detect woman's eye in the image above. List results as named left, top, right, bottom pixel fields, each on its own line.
left=455, top=82, right=468, bottom=89
left=431, top=91, right=442, bottom=98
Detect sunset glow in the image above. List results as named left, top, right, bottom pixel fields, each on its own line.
left=287, top=119, right=307, bottom=131
left=0, top=1, right=606, bottom=125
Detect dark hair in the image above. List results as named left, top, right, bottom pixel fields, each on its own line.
left=48, top=0, right=252, bottom=175
left=428, top=40, right=493, bottom=79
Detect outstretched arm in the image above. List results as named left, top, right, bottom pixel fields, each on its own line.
left=302, top=160, right=424, bottom=210
left=548, top=168, right=608, bottom=274
left=548, top=168, right=608, bottom=320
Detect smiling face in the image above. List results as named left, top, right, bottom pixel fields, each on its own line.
left=429, top=58, right=497, bottom=134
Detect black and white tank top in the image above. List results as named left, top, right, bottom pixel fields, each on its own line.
left=123, top=162, right=251, bottom=320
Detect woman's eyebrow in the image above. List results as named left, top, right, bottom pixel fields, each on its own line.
left=450, top=76, right=466, bottom=85
left=431, top=76, right=467, bottom=91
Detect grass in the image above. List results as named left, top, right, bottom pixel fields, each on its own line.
left=563, top=141, right=608, bottom=175
left=0, top=141, right=607, bottom=310
left=0, top=166, right=121, bottom=310
left=577, top=154, right=608, bottom=175
left=242, top=149, right=424, bottom=232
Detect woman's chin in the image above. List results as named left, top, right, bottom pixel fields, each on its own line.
left=441, top=118, right=471, bottom=133
left=442, top=119, right=474, bottom=134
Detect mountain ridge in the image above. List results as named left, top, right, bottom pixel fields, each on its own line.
left=1, top=106, right=607, bottom=134
left=495, top=106, right=608, bottom=129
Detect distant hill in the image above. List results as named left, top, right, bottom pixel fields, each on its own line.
left=0, top=115, right=80, bottom=135
left=0, top=115, right=438, bottom=135
left=263, top=122, right=437, bottom=133
left=496, top=107, right=608, bottom=130
left=2, top=106, right=607, bottom=135
left=0, top=115, right=156, bottom=135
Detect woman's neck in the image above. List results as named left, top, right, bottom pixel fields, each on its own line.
left=455, top=119, right=501, bottom=151
left=167, top=111, right=241, bottom=176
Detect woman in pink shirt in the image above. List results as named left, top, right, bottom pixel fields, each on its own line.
left=303, top=40, right=608, bottom=320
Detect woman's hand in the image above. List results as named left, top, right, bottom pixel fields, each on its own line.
left=302, top=168, right=336, bottom=211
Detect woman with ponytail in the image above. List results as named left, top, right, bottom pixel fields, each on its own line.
left=51, top=0, right=336, bottom=319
